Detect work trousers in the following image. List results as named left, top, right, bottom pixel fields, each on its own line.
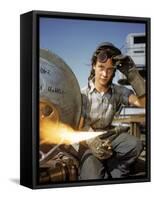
left=79, top=133, right=143, bottom=180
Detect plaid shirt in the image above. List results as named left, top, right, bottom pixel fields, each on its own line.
left=81, top=80, right=133, bottom=130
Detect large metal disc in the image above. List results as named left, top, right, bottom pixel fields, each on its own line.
left=40, top=49, right=82, bottom=129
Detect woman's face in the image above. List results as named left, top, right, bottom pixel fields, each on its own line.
left=93, top=58, right=115, bottom=88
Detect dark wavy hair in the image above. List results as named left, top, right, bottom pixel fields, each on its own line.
left=88, top=42, right=121, bottom=81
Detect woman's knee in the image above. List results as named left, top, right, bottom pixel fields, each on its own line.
left=79, top=150, right=105, bottom=180
left=112, top=133, right=144, bottom=157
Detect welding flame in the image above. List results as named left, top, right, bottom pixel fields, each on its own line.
left=40, top=119, right=102, bottom=145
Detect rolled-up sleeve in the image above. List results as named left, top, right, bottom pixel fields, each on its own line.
left=119, top=86, right=134, bottom=105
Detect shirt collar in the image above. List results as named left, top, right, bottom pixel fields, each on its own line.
left=88, top=78, right=114, bottom=94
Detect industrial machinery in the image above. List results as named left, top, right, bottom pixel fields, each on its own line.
left=39, top=49, right=82, bottom=183
left=40, top=48, right=82, bottom=129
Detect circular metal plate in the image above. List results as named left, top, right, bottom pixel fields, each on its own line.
left=40, top=49, right=82, bottom=129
